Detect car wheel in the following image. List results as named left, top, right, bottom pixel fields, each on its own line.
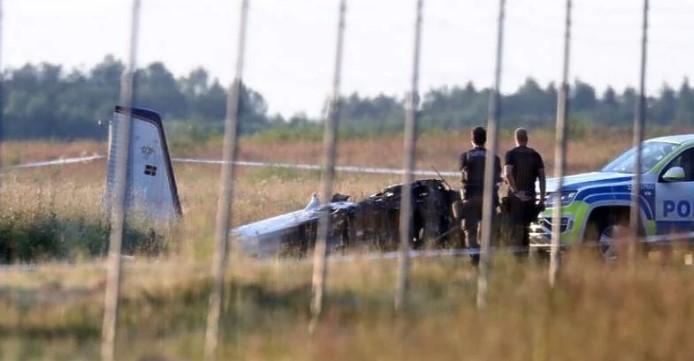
left=597, top=224, right=620, bottom=261
left=585, top=218, right=626, bottom=262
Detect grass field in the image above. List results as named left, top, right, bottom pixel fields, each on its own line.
left=1, top=129, right=694, bottom=360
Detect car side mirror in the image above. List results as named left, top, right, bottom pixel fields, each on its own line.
left=662, top=166, right=686, bottom=182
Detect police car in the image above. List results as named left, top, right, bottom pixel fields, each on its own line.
left=530, top=134, right=694, bottom=256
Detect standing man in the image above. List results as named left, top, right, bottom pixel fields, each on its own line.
left=504, top=128, right=546, bottom=253
left=459, top=126, right=501, bottom=264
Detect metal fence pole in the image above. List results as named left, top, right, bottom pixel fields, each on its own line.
left=628, top=0, right=649, bottom=264
left=394, top=0, right=424, bottom=312
left=0, top=0, right=4, bottom=185
left=309, top=0, right=347, bottom=331
left=549, top=0, right=572, bottom=287
left=477, top=0, right=506, bottom=310
left=203, top=0, right=249, bottom=359
left=101, top=1, right=141, bottom=361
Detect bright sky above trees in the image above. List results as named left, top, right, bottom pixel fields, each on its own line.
left=5, top=0, right=694, bottom=117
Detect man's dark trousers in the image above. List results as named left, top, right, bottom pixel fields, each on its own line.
left=507, top=196, right=536, bottom=255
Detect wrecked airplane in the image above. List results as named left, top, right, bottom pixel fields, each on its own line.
left=234, top=179, right=462, bottom=257
left=104, top=107, right=463, bottom=257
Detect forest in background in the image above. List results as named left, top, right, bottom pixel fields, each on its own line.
left=3, top=55, right=694, bottom=140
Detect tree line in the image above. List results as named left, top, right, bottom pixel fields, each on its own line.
left=1, top=56, right=273, bottom=140
left=2, top=56, right=693, bottom=140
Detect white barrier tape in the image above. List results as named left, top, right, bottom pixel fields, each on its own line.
left=173, top=157, right=459, bottom=177
left=1, top=154, right=459, bottom=177
left=1, top=155, right=105, bottom=171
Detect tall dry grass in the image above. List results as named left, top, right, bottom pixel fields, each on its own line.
left=1, top=253, right=692, bottom=360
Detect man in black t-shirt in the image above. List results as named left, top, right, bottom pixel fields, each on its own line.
left=459, top=126, right=501, bottom=263
left=504, top=128, right=546, bottom=251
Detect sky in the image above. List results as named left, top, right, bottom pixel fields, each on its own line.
left=5, top=0, right=694, bottom=118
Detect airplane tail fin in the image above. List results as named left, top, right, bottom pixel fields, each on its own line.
left=104, top=107, right=182, bottom=222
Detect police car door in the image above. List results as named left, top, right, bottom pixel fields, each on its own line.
left=654, top=147, right=694, bottom=234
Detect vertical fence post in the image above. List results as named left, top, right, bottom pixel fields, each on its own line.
left=477, top=0, right=506, bottom=310
left=394, top=0, right=424, bottom=312
left=628, top=0, right=649, bottom=264
left=0, top=0, right=4, bottom=183
left=309, top=0, right=347, bottom=332
left=549, top=0, right=572, bottom=287
left=100, top=1, right=141, bottom=361
left=204, top=1, right=250, bottom=359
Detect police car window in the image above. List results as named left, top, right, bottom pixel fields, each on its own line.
left=662, top=148, right=694, bottom=182
left=602, top=142, right=677, bottom=174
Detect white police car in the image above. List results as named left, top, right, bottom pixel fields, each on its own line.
left=530, top=134, right=694, bottom=256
